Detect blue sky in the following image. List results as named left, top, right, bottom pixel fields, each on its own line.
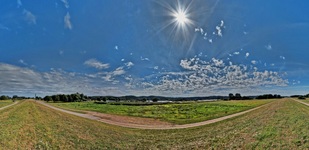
left=1, top=0, right=309, bottom=97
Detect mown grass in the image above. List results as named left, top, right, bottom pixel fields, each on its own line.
left=0, top=100, right=14, bottom=108
left=1, top=99, right=309, bottom=149
left=51, top=100, right=273, bottom=124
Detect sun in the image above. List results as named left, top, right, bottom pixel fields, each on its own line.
left=155, top=0, right=196, bottom=44
left=173, top=10, right=189, bottom=26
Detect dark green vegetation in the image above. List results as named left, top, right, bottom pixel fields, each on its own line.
left=0, top=100, right=14, bottom=108
left=51, top=100, right=273, bottom=124
left=1, top=99, right=309, bottom=149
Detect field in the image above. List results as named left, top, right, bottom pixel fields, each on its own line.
left=0, top=99, right=309, bottom=149
left=0, top=100, right=14, bottom=108
left=51, top=100, right=273, bottom=124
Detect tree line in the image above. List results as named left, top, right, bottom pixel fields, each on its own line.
left=228, top=93, right=282, bottom=100
left=43, top=93, right=87, bottom=102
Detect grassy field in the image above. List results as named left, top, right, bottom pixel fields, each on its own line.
left=0, top=100, right=14, bottom=108
left=51, top=100, right=274, bottom=124
left=0, top=99, right=309, bottom=149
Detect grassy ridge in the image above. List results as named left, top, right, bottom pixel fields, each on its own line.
left=0, top=100, right=14, bottom=108
left=0, top=99, right=309, bottom=149
left=51, top=100, right=274, bottom=124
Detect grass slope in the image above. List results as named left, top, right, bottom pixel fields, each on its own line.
left=0, top=100, right=14, bottom=108
left=51, top=100, right=273, bottom=124
left=0, top=99, right=308, bottom=149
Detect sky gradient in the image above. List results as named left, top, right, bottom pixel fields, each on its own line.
left=1, top=0, right=309, bottom=97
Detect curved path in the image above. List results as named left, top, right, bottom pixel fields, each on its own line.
left=36, top=100, right=272, bottom=130
left=292, top=98, right=309, bottom=106
left=0, top=101, right=19, bottom=111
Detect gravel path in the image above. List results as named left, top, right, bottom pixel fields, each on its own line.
left=36, top=100, right=272, bottom=130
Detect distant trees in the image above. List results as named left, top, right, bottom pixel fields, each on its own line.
left=229, top=93, right=245, bottom=100
left=256, top=94, right=282, bottom=99
left=0, top=95, right=10, bottom=100
left=43, top=93, right=87, bottom=102
left=152, top=98, right=158, bottom=102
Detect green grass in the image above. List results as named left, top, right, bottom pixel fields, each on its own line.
left=51, top=100, right=274, bottom=124
left=1, top=99, right=309, bottom=149
left=0, top=100, right=14, bottom=108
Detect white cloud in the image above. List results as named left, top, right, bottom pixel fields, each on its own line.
left=84, top=59, right=109, bottom=70
left=141, top=56, right=150, bottom=61
left=19, top=59, right=27, bottom=65
left=17, top=0, right=22, bottom=8
left=23, top=9, right=36, bottom=25
left=121, top=59, right=125, bottom=62
left=115, top=45, right=118, bottom=50
left=251, top=60, right=257, bottom=65
left=0, top=24, right=9, bottom=31
left=64, top=12, right=72, bottom=30
left=61, top=0, right=69, bottom=8
left=208, top=39, right=213, bottom=43
left=154, top=66, right=159, bottom=70
left=245, top=52, right=250, bottom=58
left=136, top=57, right=288, bottom=96
left=265, top=44, right=272, bottom=50
left=234, top=52, right=240, bottom=55
left=220, top=20, right=224, bottom=27
left=113, top=67, right=126, bottom=76
left=216, top=26, right=222, bottom=37
left=125, top=62, right=134, bottom=68
left=280, top=56, right=286, bottom=60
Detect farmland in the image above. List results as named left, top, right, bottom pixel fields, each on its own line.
left=0, top=99, right=309, bottom=149
left=50, top=100, right=273, bottom=124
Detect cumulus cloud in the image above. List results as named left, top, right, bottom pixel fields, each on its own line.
left=125, top=62, right=134, bottom=68
left=115, top=45, right=118, bottom=50
left=84, top=59, right=109, bottom=70
left=216, top=26, right=222, bottom=37
left=0, top=63, right=100, bottom=96
left=141, top=56, right=150, bottom=61
left=23, top=9, right=36, bottom=24
left=61, top=0, right=69, bottom=8
left=280, top=56, right=286, bottom=60
left=64, top=12, right=72, bottom=30
left=245, top=52, right=250, bottom=58
left=234, top=52, right=240, bottom=55
left=251, top=60, right=257, bottom=65
left=135, top=57, right=288, bottom=96
left=265, top=44, right=272, bottom=50
left=19, top=59, right=27, bottom=65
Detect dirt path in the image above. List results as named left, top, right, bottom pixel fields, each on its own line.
left=292, top=98, right=309, bottom=106
left=0, top=101, right=19, bottom=111
left=36, top=100, right=272, bottom=130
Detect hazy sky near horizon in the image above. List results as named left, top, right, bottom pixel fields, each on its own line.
left=1, top=0, right=309, bottom=97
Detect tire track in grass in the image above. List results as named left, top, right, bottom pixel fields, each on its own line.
left=292, top=98, right=309, bottom=107
left=36, top=100, right=275, bottom=130
left=0, top=101, right=19, bottom=111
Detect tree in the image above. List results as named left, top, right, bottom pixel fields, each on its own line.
left=0, top=95, right=9, bottom=100
left=235, top=93, right=242, bottom=100
left=52, top=95, right=60, bottom=102
left=152, top=98, right=158, bottom=102
left=12, top=95, right=18, bottom=99
left=44, top=96, right=53, bottom=102
left=229, top=93, right=234, bottom=100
